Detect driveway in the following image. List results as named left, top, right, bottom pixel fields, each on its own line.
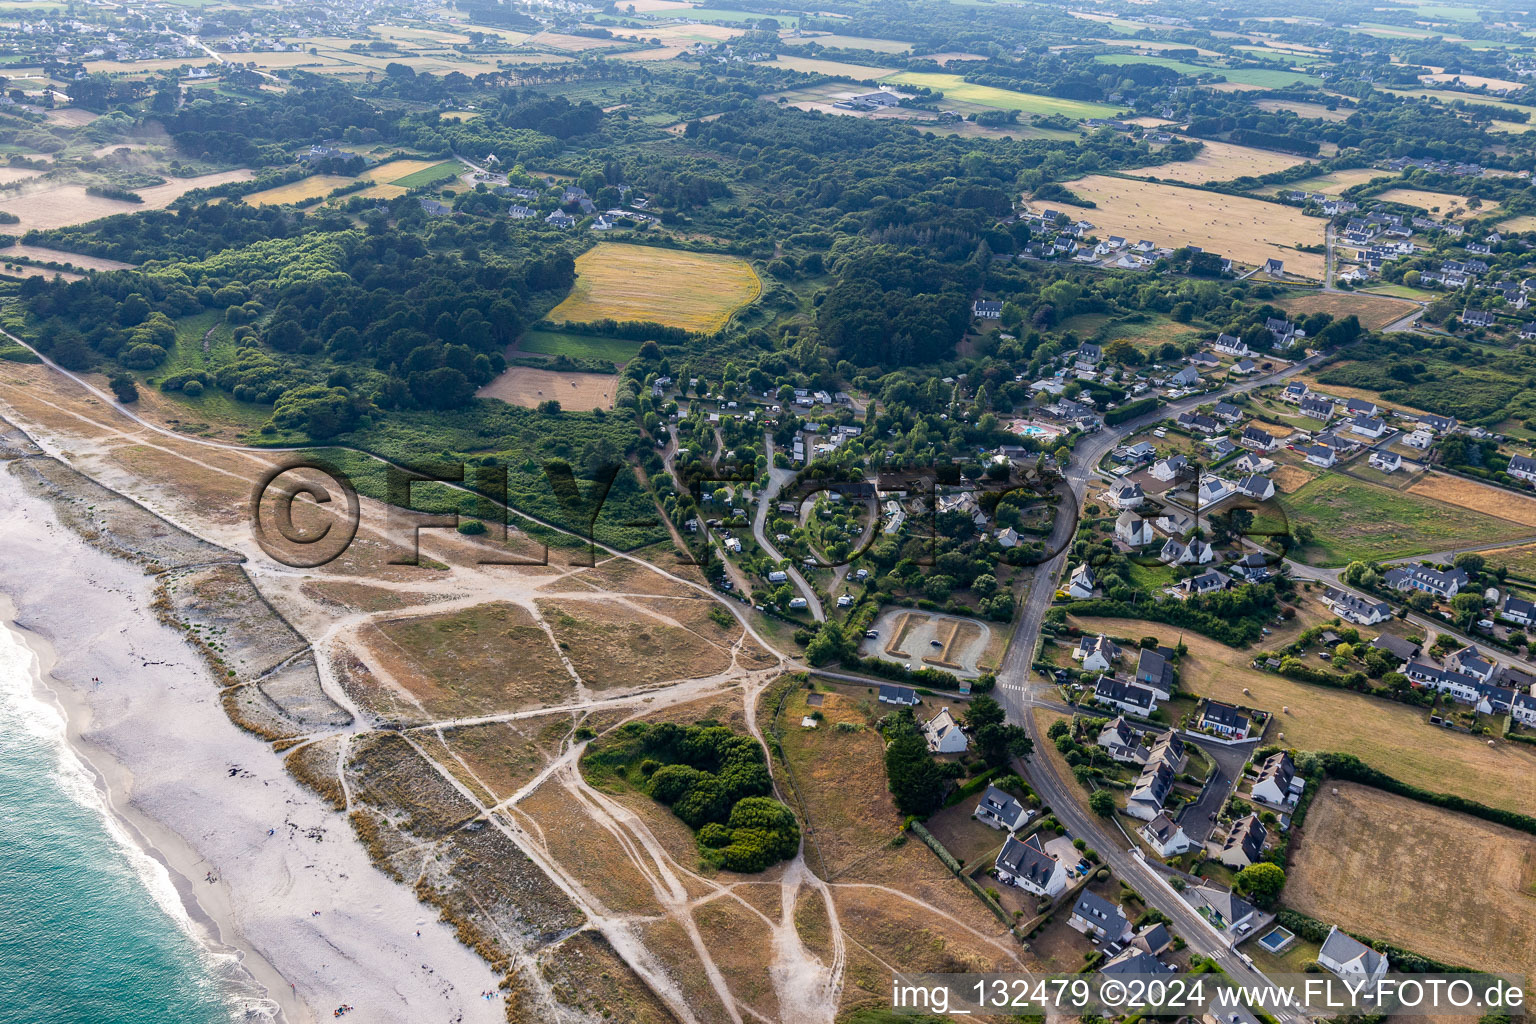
left=1175, top=736, right=1259, bottom=843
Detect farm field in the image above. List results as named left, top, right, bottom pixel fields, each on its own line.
left=1373, top=187, right=1499, bottom=219
left=1275, top=290, right=1417, bottom=330
left=1091, top=53, right=1320, bottom=88
left=1125, top=138, right=1310, bottom=184
left=1484, top=540, right=1536, bottom=576
left=1030, top=176, right=1325, bottom=277
left=1287, top=784, right=1536, bottom=978
left=1497, top=214, right=1536, bottom=232
left=548, top=243, right=761, bottom=332
left=758, top=55, right=894, bottom=78
left=1257, top=167, right=1395, bottom=195
left=0, top=171, right=253, bottom=234
left=243, top=174, right=355, bottom=206
left=1405, top=471, right=1536, bottom=528
left=514, top=329, right=642, bottom=364
left=1269, top=474, right=1531, bottom=565
left=1068, top=616, right=1536, bottom=814
left=879, top=72, right=1123, bottom=118
left=477, top=366, right=620, bottom=411
left=1252, top=98, right=1352, bottom=121
left=798, top=32, right=912, bottom=52
left=381, top=159, right=464, bottom=188
left=1421, top=71, right=1525, bottom=90
left=0, top=244, right=134, bottom=271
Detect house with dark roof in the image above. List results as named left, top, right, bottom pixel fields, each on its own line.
left=1235, top=475, right=1275, bottom=501
left=1300, top=397, right=1335, bottom=421
left=1069, top=890, right=1133, bottom=942
left=1304, top=445, right=1336, bottom=468
left=1094, top=675, right=1158, bottom=716
left=1176, top=569, right=1227, bottom=597
left=1509, top=454, right=1536, bottom=484
left=1321, top=586, right=1391, bottom=625
left=974, top=785, right=1031, bottom=831
left=1184, top=882, right=1258, bottom=934
left=1199, top=700, right=1251, bottom=740
left=1370, top=633, right=1419, bottom=662
left=1077, top=634, right=1121, bottom=673
left=1461, top=308, right=1495, bottom=327
left=1502, top=594, right=1536, bottom=626
left=1097, top=716, right=1141, bottom=762
left=1139, top=812, right=1197, bottom=856
left=1318, top=926, right=1389, bottom=982
left=1213, top=334, right=1249, bottom=356
left=1126, top=759, right=1176, bottom=820
left=1217, top=812, right=1268, bottom=868
left=1240, top=426, right=1277, bottom=451
left=877, top=684, right=919, bottom=706
left=1134, top=647, right=1175, bottom=699
left=1101, top=948, right=1174, bottom=977
left=973, top=299, right=1003, bottom=319
left=1383, top=565, right=1468, bottom=599
left=1250, top=751, right=1303, bottom=806
left=995, top=831, right=1067, bottom=896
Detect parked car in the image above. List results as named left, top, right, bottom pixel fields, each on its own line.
left=865, top=629, right=879, bottom=639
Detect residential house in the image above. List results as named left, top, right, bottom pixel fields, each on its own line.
left=1101, top=948, right=1174, bottom=976
left=545, top=210, right=576, bottom=229
left=1369, top=450, right=1402, bottom=473
left=1140, top=812, right=1197, bottom=857
left=1178, top=569, right=1227, bottom=597
left=1235, top=475, right=1275, bottom=501
left=1097, top=716, right=1141, bottom=762
left=1155, top=509, right=1196, bottom=537
left=1177, top=411, right=1220, bottom=435
left=995, top=831, right=1068, bottom=896
left=1371, top=633, right=1420, bottom=662
left=974, top=785, right=1031, bottom=831
left=1512, top=692, right=1536, bottom=727
left=1404, top=428, right=1435, bottom=450
left=1231, top=452, right=1275, bottom=476
left=1213, top=334, right=1250, bottom=356
left=1070, top=890, right=1134, bottom=943
left=1068, top=563, right=1097, bottom=599
left=1160, top=536, right=1214, bottom=567
left=1078, top=343, right=1103, bottom=365
left=1134, top=647, right=1176, bottom=699
left=1115, top=511, right=1155, bottom=547
left=1262, top=258, right=1285, bottom=276
left=1280, top=381, right=1310, bottom=404
left=1300, top=397, right=1335, bottom=422
left=1461, top=309, right=1496, bottom=327
left=1501, top=594, right=1536, bottom=626
left=1170, top=366, right=1201, bottom=388
left=1231, top=552, right=1273, bottom=582
left=1265, top=317, right=1298, bottom=347
left=922, top=707, right=969, bottom=754
left=877, top=684, right=919, bottom=706
left=1348, top=415, right=1388, bottom=439
left=507, top=204, right=538, bottom=219
left=1383, top=565, right=1468, bottom=599
left=1304, top=445, right=1336, bottom=468
left=1240, top=426, right=1278, bottom=451
left=1508, top=454, right=1536, bottom=484
left=1196, top=476, right=1234, bottom=508
left=1250, top=751, right=1304, bottom=806
left=1119, top=440, right=1157, bottom=464
left=1402, top=661, right=1515, bottom=713
left=1232, top=358, right=1258, bottom=375
left=1217, top=812, right=1268, bottom=868
left=1212, top=401, right=1243, bottom=423
left=1076, top=634, right=1122, bottom=673
left=1146, top=730, right=1185, bottom=772
left=1318, top=926, right=1389, bottom=983
left=1204, top=990, right=1262, bottom=1024
left=1150, top=455, right=1189, bottom=482
left=1344, top=398, right=1378, bottom=418
left=973, top=299, right=1003, bottom=319
left=418, top=198, right=452, bottom=216
left=1322, top=587, right=1391, bottom=626
left=1445, top=644, right=1495, bottom=682
left=1417, top=413, right=1456, bottom=433
left=1199, top=700, right=1251, bottom=739
left=1131, top=922, right=1173, bottom=956
left=1110, top=482, right=1146, bottom=510
left=1184, top=882, right=1258, bottom=934
left=1094, top=675, right=1159, bottom=716
left=1126, top=759, right=1177, bottom=820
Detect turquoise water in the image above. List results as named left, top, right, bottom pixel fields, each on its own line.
left=0, top=622, right=249, bottom=1024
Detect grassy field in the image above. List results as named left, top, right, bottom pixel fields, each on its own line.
left=1091, top=53, right=1320, bottom=88
left=1251, top=99, right=1352, bottom=122
left=1031, top=176, right=1324, bottom=277
left=383, top=159, right=464, bottom=188
left=799, top=32, right=912, bottom=52
left=549, top=243, right=762, bottom=332
left=0, top=172, right=253, bottom=234
left=1498, top=214, right=1536, bottom=232
left=759, top=55, right=893, bottom=78
left=1273, top=473, right=1531, bottom=565
left=515, top=329, right=642, bottom=364
left=1258, top=167, right=1396, bottom=194
left=1373, top=187, right=1499, bottom=219
left=1287, top=783, right=1536, bottom=977
left=879, top=71, right=1123, bottom=118
left=1068, top=615, right=1536, bottom=814
left=1127, top=138, right=1309, bottom=184
left=1276, top=290, right=1417, bottom=331
left=1405, top=472, right=1536, bottom=528
left=1421, top=71, right=1526, bottom=90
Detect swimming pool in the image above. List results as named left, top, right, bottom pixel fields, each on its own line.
left=1257, top=926, right=1295, bottom=953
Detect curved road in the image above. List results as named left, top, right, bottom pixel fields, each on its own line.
left=753, top=432, right=826, bottom=622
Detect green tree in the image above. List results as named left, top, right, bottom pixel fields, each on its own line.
left=882, top=710, right=946, bottom=816
left=1235, top=862, right=1286, bottom=907
left=1089, top=789, right=1115, bottom=816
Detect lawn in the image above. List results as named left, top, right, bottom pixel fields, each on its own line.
left=1287, top=783, right=1536, bottom=978
left=384, top=159, right=464, bottom=188
left=549, top=243, right=762, bottom=332
left=1091, top=54, right=1320, bottom=88
left=1069, top=615, right=1536, bottom=815
left=516, top=328, right=642, bottom=364
left=878, top=72, right=1123, bottom=118
left=1270, top=473, right=1530, bottom=565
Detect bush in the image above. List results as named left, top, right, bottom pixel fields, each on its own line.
left=182, top=379, right=203, bottom=397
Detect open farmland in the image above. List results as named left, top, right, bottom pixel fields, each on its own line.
left=244, top=174, right=355, bottom=206
left=1030, top=176, right=1325, bottom=277
left=1405, top=472, right=1536, bottom=527
left=1092, top=53, right=1320, bottom=88
left=1373, top=187, right=1499, bottom=219
left=1068, top=616, right=1536, bottom=814
left=1271, top=474, right=1531, bottom=565
left=798, top=33, right=911, bottom=52
left=515, top=329, right=641, bottom=364
left=1126, top=138, right=1310, bottom=184
left=1421, top=72, right=1525, bottom=90
left=879, top=71, right=1123, bottom=118
left=760, top=55, right=893, bottom=78
left=1287, top=784, right=1536, bottom=978
left=1252, top=98, right=1353, bottom=121
left=1258, top=167, right=1394, bottom=194
left=1276, top=290, right=1418, bottom=330
left=549, top=243, right=762, bottom=332
left=477, top=366, right=619, bottom=411
left=0, top=171, right=253, bottom=234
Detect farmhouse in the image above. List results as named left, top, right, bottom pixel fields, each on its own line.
left=1250, top=751, right=1304, bottom=807
left=1199, top=700, right=1251, bottom=740
left=975, top=785, right=1031, bottom=831
left=1094, top=675, right=1159, bottom=716
left=1318, top=926, right=1389, bottom=983
left=922, top=708, right=969, bottom=754
left=1098, top=716, right=1141, bottom=762
left=1140, top=812, right=1197, bottom=857
left=1077, top=633, right=1122, bottom=672
left=1069, top=890, right=1133, bottom=943
left=1383, top=565, right=1468, bottom=599
left=1216, top=812, right=1268, bottom=868
left=995, top=831, right=1068, bottom=896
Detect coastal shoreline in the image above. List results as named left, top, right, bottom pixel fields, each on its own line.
left=0, top=462, right=506, bottom=1023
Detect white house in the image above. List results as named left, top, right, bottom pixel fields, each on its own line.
left=1318, top=926, right=1389, bottom=984
left=1348, top=415, right=1388, bottom=439
left=1216, top=812, right=1268, bottom=868
left=1196, top=476, right=1234, bottom=509
left=1369, top=450, right=1402, bottom=473
left=1110, top=482, right=1146, bottom=509
left=1139, top=812, right=1197, bottom=857
left=1095, top=675, right=1159, bottom=716
left=1213, top=333, right=1249, bottom=356
left=1115, top=510, right=1155, bottom=547
left=922, top=708, right=969, bottom=754
left=1502, top=594, right=1536, bottom=626
left=1234, top=475, right=1275, bottom=501
left=974, top=785, right=1031, bottom=831
left=1509, top=454, right=1536, bottom=484
left=1068, top=563, right=1097, bottom=599
left=1200, top=700, right=1251, bottom=740
left=995, top=832, right=1068, bottom=896
left=1069, top=890, right=1133, bottom=943
left=1161, top=536, right=1215, bottom=566
left=1150, top=455, right=1189, bottom=482
left=1232, top=452, right=1275, bottom=476
left=1076, top=634, right=1121, bottom=673
left=1305, top=445, right=1336, bottom=468
left=1126, top=760, right=1176, bottom=820
left=1404, top=428, right=1435, bottom=450
left=1097, top=716, right=1142, bottom=761
left=1240, top=426, right=1278, bottom=451
left=1249, top=751, right=1304, bottom=807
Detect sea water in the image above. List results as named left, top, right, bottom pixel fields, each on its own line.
left=0, top=621, right=248, bottom=1024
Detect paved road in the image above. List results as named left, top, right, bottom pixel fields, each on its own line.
left=753, top=432, right=825, bottom=622
left=1176, top=736, right=1260, bottom=844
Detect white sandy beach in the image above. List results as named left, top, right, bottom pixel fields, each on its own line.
left=0, top=468, right=506, bottom=1024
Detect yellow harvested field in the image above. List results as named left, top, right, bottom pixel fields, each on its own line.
left=1271, top=463, right=1317, bottom=493
left=0, top=172, right=252, bottom=234
left=1421, top=72, right=1525, bottom=91
left=1126, top=138, right=1309, bottom=184
left=1033, top=176, right=1325, bottom=278
left=361, top=159, right=452, bottom=184
left=1498, top=214, right=1536, bottom=232
left=1406, top=472, right=1536, bottom=528
left=1253, top=98, right=1351, bottom=122
left=0, top=167, right=44, bottom=185
left=213, top=50, right=347, bottom=70
left=798, top=33, right=911, bottom=52
left=923, top=51, right=988, bottom=65
left=1287, top=784, right=1536, bottom=979
left=1276, top=290, right=1417, bottom=331
left=641, top=23, right=744, bottom=45
left=243, top=174, right=355, bottom=206
left=610, top=46, right=689, bottom=61
left=1259, top=167, right=1394, bottom=195
left=1069, top=615, right=1536, bottom=814
left=549, top=243, right=762, bottom=332
left=1374, top=187, right=1498, bottom=219
left=478, top=367, right=619, bottom=411
left=757, top=55, right=892, bottom=78
left=529, top=30, right=630, bottom=50
left=350, top=183, right=408, bottom=201
left=0, top=244, right=134, bottom=271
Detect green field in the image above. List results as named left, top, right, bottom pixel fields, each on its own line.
left=1092, top=54, right=1319, bottom=88
left=516, top=329, right=642, bottom=364
left=1378, top=87, right=1536, bottom=119
left=1268, top=473, right=1531, bottom=566
left=388, top=160, right=464, bottom=188
left=879, top=71, right=1121, bottom=118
